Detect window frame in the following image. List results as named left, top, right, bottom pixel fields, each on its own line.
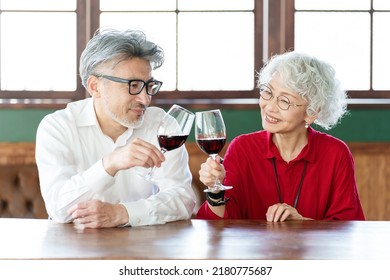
left=90, top=0, right=263, bottom=110
left=0, top=0, right=89, bottom=109
left=289, top=0, right=390, bottom=108
left=0, top=0, right=388, bottom=109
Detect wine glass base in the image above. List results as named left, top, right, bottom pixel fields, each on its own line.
left=203, top=185, right=233, bottom=193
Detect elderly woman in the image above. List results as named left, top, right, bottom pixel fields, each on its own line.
left=197, top=51, right=365, bottom=221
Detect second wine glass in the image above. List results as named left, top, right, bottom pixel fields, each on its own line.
left=195, top=109, right=233, bottom=192
left=142, top=104, right=195, bottom=183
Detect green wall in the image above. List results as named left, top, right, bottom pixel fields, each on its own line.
left=0, top=108, right=389, bottom=142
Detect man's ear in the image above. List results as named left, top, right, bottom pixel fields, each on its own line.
left=87, top=75, right=100, bottom=98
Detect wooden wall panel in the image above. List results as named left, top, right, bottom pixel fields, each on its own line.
left=0, top=142, right=35, bottom=165
left=348, top=143, right=390, bottom=220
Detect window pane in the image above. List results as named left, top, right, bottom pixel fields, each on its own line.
left=374, top=0, right=390, bottom=10
left=0, top=12, right=77, bottom=91
left=100, top=13, right=177, bottom=90
left=373, top=12, right=390, bottom=89
left=179, top=0, right=254, bottom=11
left=100, top=0, right=176, bottom=11
left=295, top=12, right=371, bottom=90
left=1, top=0, right=76, bottom=10
left=178, top=12, right=254, bottom=90
left=295, top=0, right=370, bottom=10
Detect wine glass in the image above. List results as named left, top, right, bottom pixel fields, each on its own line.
left=195, top=109, right=233, bottom=192
left=140, top=104, right=195, bottom=185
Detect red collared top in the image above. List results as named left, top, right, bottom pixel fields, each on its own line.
left=196, top=127, right=365, bottom=220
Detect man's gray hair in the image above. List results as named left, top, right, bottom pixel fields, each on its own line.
left=79, top=28, right=164, bottom=88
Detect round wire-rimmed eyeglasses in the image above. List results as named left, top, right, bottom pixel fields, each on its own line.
left=259, top=84, right=305, bottom=110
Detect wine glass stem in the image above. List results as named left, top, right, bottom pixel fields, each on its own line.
left=145, top=149, right=166, bottom=185
left=210, top=154, right=221, bottom=187
left=145, top=168, right=154, bottom=181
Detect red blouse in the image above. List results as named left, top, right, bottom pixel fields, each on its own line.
left=196, top=128, right=365, bottom=220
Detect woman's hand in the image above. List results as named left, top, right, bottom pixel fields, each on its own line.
left=266, top=203, right=304, bottom=222
left=199, top=156, right=226, bottom=189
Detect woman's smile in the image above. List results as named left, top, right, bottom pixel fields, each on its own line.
left=264, top=113, right=280, bottom=124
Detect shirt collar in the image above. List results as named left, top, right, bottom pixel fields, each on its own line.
left=76, top=98, right=98, bottom=127
left=263, top=127, right=316, bottom=163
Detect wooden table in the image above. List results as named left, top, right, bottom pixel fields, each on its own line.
left=0, top=218, right=389, bottom=260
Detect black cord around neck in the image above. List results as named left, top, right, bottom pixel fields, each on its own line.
left=271, top=158, right=307, bottom=208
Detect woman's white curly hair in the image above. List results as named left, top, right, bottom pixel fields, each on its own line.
left=258, top=51, right=348, bottom=130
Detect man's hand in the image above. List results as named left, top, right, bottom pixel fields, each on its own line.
left=68, top=200, right=129, bottom=228
left=103, top=137, right=165, bottom=176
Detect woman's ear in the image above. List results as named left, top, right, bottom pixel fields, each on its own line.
left=305, top=112, right=318, bottom=126
left=87, top=75, right=100, bottom=98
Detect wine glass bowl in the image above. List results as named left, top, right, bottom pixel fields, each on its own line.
left=196, top=137, right=226, bottom=156
left=140, top=104, right=194, bottom=184
left=195, top=109, right=233, bottom=192
left=157, top=105, right=194, bottom=152
left=157, top=135, right=188, bottom=152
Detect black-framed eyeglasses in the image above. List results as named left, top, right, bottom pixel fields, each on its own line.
left=259, top=84, right=305, bottom=110
left=94, top=74, right=163, bottom=96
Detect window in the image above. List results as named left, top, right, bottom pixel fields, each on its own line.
left=0, top=0, right=87, bottom=107
left=293, top=0, right=390, bottom=106
left=97, top=0, right=258, bottom=108
left=0, top=0, right=261, bottom=109
left=1, top=0, right=388, bottom=109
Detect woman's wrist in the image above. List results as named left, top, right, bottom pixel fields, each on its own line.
left=207, top=190, right=225, bottom=200
left=206, top=191, right=230, bottom=206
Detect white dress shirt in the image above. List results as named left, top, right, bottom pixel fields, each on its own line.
left=35, top=98, right=196, bottom=226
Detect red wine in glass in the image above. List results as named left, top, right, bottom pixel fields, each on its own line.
left=158, top=134, right=189, bottom=152
left=196, top=138, right=226, bottom=155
